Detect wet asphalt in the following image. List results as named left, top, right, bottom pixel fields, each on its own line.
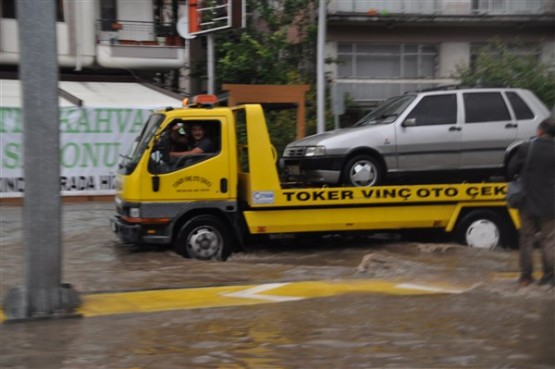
left=0, top=201, right=554, bottom=369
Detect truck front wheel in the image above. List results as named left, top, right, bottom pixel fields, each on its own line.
left=454, top=210, right=515, bottom=250
left=174, top=215, right=232, bottom=261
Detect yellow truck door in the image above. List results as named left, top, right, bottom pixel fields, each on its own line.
left=138, top=112, right=236, bottom=202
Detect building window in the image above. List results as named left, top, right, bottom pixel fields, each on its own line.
left=338, top=43, right=438, bottom=79
left=472, top=0, right=535, bottom=14
left=1, top=0, right=16, bottom=18
left=472, top=0, right=507, bottom=13
left=2, top=0, right=64, bottom=21
left=99, top=0, right=117, bottom=31
left=57, top=0, right=64, bottom=22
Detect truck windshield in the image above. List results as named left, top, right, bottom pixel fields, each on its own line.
left=118, top=113, right=165, bottom=175
left=354, top=95, right=415, bottom=126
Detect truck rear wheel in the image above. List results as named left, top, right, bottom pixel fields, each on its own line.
left=174, top=215, right=232, bottom=261
left=454, top=209, right=514, bottom=250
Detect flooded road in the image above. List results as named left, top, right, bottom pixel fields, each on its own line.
left=1, top=202, right=554, bottom=368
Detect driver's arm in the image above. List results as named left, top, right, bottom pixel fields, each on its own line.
left=170, top=146, right=204, bottom=157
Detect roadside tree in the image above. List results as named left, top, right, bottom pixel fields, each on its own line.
left=454, top=40, right=555, bottom=109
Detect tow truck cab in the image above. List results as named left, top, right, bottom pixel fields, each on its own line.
left=111, top=96, right=520, bottom=261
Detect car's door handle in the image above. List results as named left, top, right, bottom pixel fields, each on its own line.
left=448, top=126, right=462, bottom=131
left=505, top=123, right=518, bottom=129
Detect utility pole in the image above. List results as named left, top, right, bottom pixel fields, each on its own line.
left=207, top=33, right=215, bottom=94
left=316, top=0, right=327, bottom=133
left=3, top=0, right=80, bottom=320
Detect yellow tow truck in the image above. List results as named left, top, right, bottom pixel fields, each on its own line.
left=110, top=95, right=519, bottom=260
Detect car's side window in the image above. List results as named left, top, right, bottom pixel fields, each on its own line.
left=464, top=92, right=510, bottom=123
left=506, top=92, right=534, bottom=120
left=405, top=94, right=457, bottom=126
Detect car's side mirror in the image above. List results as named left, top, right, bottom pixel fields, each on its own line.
left=402, top=118, right=416, bottom=127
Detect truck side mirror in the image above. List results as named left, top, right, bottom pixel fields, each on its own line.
left=402, top=118, right=416, bottom=127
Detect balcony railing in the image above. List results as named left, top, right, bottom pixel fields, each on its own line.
left=329, top=0, right=555, bottom=15
left=96, top=20, right=183, bottom=47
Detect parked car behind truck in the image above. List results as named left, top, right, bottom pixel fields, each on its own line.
left=283, top=88, right=550, bottom=187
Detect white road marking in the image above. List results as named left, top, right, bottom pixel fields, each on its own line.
left=223, top=283, right=305, bottom=302
left=396, top=282, right=481, bottom=294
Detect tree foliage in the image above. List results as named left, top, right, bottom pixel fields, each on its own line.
left=213, top=0, right=319, bottom=153
left=454, top=40, right=555, bottom=109
left=216, top=0, right=317, bottom=86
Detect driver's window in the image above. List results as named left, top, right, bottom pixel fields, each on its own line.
left=406, top=94, right=457, bottom=126
left=149, top=119, right=221, bottom=174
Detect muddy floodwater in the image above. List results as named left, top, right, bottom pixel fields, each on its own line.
left=1, top=202, right=554, bottom=369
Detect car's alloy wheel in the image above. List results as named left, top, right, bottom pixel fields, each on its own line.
left=344, top=155, right=383, bottom=187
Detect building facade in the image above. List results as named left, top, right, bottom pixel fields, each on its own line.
left=1, top=0, right=554, bottom=105
left=326, top=0, right=555, bottom=107
left=0, top=0, right=186, bottom=72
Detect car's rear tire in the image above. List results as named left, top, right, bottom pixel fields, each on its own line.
left=343, top=155, right=384, bottom=187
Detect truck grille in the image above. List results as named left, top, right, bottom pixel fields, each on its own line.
left=284, top=147, right=306, bottom=157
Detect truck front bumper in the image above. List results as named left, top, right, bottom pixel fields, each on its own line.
left=110, top=215, right=172, bottom=245
left=110, top=216, right=142, bottom=244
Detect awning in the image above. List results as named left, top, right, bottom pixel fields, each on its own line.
left=1, top=79, right=183, bottom=108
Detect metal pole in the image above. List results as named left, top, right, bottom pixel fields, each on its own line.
left=316, top=0, right=327, bottom=133
left=207, top=33, right=215, bottom=94
left=3, top=0, right=79, bottom=320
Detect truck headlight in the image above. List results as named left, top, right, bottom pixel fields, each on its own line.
left=305, top=146, right=326, bottom=157
left=129, top=207, right=141, bottom=218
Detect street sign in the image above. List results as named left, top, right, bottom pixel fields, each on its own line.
left=188, top=0, right=232, bottom=36
left=331, top=83, right=346, bottom=116
left=188, top=0, right=244, bottom=36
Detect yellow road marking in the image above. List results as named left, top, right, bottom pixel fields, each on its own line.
left=1, top=279, right=476, bottom=321
left=493, top=271, right=543, bottom=280
left=79, top=280, right=472, bottom=317
left=79, top=285, right=262, bottom=317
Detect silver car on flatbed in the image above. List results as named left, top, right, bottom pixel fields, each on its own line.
left=283, top=87, right=550, bottom=187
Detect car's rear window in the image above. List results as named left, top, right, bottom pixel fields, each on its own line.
left=464, top=92, right=511, bottom=123
left=506, top=92, right=534, bottom=120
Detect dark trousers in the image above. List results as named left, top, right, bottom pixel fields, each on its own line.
left=519, top=214, right=555, bottom=279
